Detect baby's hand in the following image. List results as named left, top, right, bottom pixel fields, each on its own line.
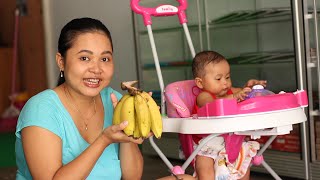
left=233, top=87, right=251, bottom=102
left=245, top=79, right=267, bottom=88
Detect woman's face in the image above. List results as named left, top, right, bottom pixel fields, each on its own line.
left=61, top=31, right=114, bottom=97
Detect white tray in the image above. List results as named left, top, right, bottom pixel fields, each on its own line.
left=162, top=107, right=306, bottom=135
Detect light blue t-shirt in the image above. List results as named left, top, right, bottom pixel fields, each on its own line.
left=15, top=87, right=122, bottom=180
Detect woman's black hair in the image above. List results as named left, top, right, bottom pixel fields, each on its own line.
left=57, top=17, right=113, bottom=86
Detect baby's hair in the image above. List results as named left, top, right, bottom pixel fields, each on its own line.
left=192, top=50, right=226, bottom=78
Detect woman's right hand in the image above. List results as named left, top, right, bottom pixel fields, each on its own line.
left=101, top=121, right=145, bottom=145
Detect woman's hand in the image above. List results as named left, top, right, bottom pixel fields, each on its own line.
left=102, top=121, right=145, bottom=144
left=245, top=79, right=267, bottom=88
left=103, top=93, right=152, bottom=145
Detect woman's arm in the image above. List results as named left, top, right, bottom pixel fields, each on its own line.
left=22, top=126, right=111, bottom=180
left=120, top=142, right=143, bottom=180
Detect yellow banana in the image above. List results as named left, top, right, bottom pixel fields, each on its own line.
left=133, top=115, right=141, bottom=139
left=112, top=94, right=131, bottom=125
left=140, top=92, right=162, bottom=139
left=134, top=93, right=151, bottom=138
left=120, top=95, right=135, bottom=136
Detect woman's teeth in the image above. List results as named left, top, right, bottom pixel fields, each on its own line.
left=84, top=78, right=100, bottom=84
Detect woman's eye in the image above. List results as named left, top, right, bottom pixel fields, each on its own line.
left=80, top=57, right=89, bottom=61
left=102, top=57, right=109, bottom=62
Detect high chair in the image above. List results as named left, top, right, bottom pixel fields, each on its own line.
left=165, top=80, right=246, bottom=165
left=130, top=1, right=308, bottom=179
left=160, top=79, right=307, bottom=179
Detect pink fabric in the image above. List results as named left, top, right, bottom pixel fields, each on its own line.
left=221, top=134, right=245, bottom=163
left=165, top=80, right=199, bottom=118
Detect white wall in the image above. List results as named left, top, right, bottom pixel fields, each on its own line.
left=42, top=0, right=137, bottom=92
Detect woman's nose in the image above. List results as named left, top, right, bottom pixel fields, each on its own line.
left=89, top=60, right=102, bottom=74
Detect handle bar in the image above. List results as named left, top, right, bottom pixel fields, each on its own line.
left=130, top=0, right=188, bottom=26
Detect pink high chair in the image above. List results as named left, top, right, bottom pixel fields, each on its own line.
left=165, top=80, right=263, bottom=168
left=163, top=79, right=307, bottom=178
left=130, top=1, right=308, bottom=179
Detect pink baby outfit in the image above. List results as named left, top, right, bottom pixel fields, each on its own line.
left=193, top=89, right=260, bottom=179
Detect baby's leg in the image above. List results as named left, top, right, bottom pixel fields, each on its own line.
left=239, top=167, right=250, bottom=180
left=195, top=155, right=214, bottom=180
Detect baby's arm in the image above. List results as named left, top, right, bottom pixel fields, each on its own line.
left=196, top=91, right=215, bottom=108
left=232, top=87, right=251, bottom=102
left=245, top=79, right=267, bottom=88
left=231, top=79, right=267, bottom=102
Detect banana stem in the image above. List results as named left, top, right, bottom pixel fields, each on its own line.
left=121, top=80, right=141, bottom=96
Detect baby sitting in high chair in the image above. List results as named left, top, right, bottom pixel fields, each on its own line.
left=192, top=50, right=267, bottom=180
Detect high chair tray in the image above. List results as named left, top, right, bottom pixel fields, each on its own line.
left=197, top=90, right=308, bottom=117
left=162, top=107, right=306, bottom=134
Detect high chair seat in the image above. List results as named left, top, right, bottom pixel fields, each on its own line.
left=165, top=80, right=198, bottom=160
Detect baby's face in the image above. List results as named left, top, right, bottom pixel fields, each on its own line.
left=201, top=60, right=232, bottom=97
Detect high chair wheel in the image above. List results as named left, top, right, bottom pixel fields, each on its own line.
left=171, top=165, right=185, bottom=175
left=252, top=155, right=264, bottom=166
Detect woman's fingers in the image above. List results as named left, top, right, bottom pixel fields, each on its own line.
left=110, top=93, right=118, bottom=108
left=130, top=137, right=144, bottom=144
left=111, top=121, right=128, bottom=132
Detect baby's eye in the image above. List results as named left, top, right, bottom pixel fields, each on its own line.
left=226, top=76, right=230, bottom=79
left=80, top=57, right=89, bottom=61
left=101, top=57, right=109, bottom=62
left=216, top=78, right=221, bottom=81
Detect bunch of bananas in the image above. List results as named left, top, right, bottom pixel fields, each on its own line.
left=112, top=81, right=162, bottom=139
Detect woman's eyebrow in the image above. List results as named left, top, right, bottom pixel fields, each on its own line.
left=77, top=49, right=93, bottom=54
left=77, top=50, right=112, bottom=55
left=101, top=50, right=112, bottom=55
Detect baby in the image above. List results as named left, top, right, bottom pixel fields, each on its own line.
left=192, top=50, right=267, bottom=180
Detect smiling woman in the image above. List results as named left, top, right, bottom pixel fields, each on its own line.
left=15, top=17, right=145, bottom=180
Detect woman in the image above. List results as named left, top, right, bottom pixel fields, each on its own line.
left=15, top=17, right=144, bottom=179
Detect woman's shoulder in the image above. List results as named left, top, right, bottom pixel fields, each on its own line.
left=16, top=89, right=63, bottom=138
left=26, top=89, right=59, bottom=107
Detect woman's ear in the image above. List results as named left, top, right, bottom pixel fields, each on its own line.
left=56, top=53, right=65, bottom=70
left=195, top=77, right=204, bottom=89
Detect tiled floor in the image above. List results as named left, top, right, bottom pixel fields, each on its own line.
left=0, top=155, right=302, bottom=180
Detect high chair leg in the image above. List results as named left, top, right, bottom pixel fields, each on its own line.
left=255, top=135, right=281, bottom=180
left=149, top=136, right=174, bottom=171
left=261, top=161, right=282, bottom=180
